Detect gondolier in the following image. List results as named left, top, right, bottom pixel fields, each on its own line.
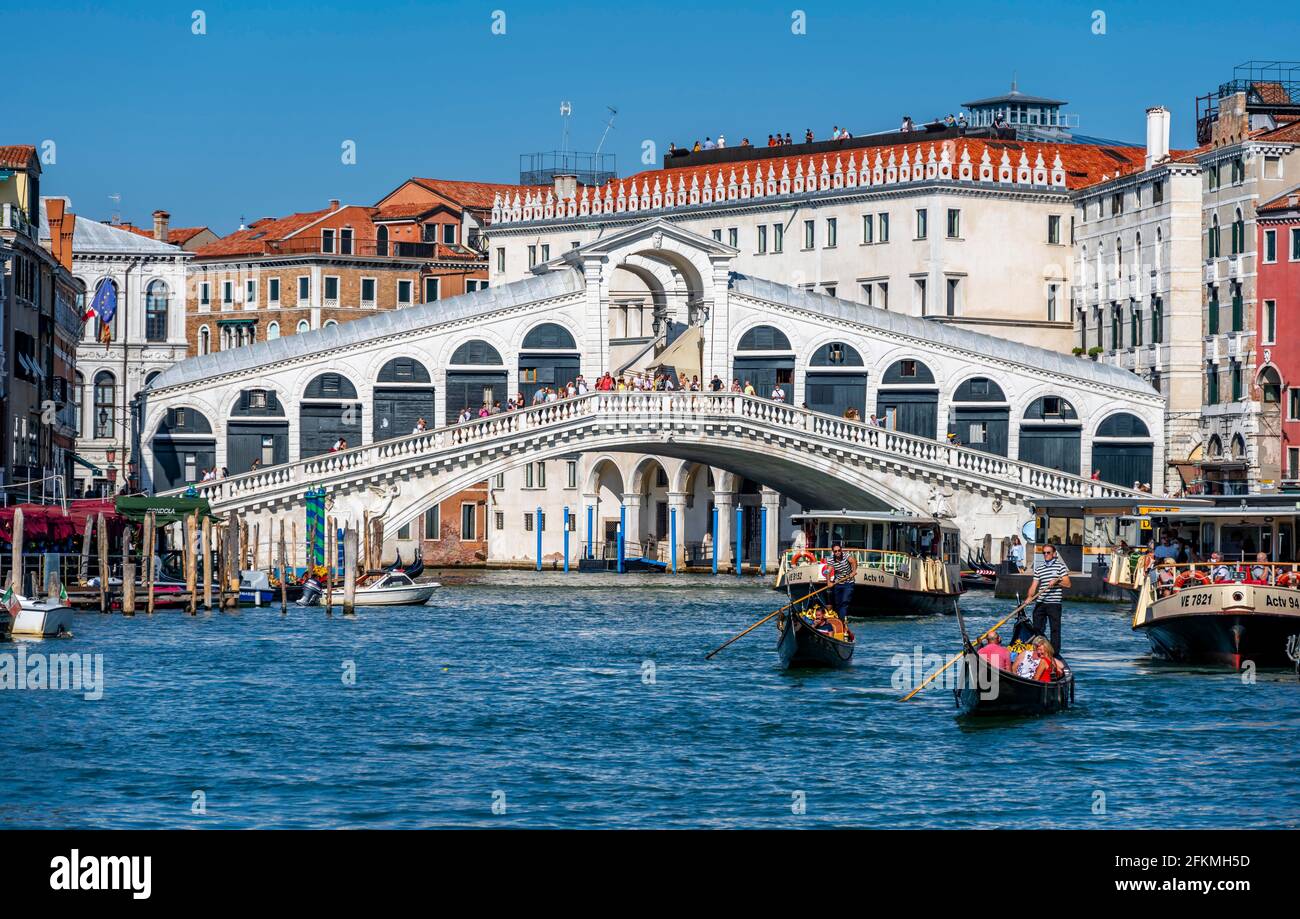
left=1024, top=543, right=1070, bottom=650
left=825, top=542, right=858, bottom=619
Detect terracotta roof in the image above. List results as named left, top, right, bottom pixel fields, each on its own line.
left=410, top=178, right=539, bottom=211
left=1258, top=120, right=1300, bottom=143
left=1251, top=81, right=1294, bottom=106
left=0, top=145, right=37, bottom=169
left=192, top=207, right=336, bottom=257
left=1258, top=185, right=1300, bottom=214
left=167, top=227, right=213, bottom=245
left=374, top=201, right=438, bottom=220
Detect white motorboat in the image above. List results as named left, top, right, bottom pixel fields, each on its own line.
left=354, top=571, right=440, bottom=606
left=10, top=597, right=75, bottom=638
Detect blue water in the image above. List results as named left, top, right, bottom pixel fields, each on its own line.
left=3, top=572, right=1298, bottom=828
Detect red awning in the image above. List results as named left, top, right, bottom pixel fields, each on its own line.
left=0, top=499, right=125, bottom=544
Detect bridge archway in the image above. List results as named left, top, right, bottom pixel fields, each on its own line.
left=519, top=322, right=580, bottom=396
left=1019, top=395, right=1081, bottom=475
left=446, top=339, right=507, bottom=419
left=374, top=357, right=435, bottom=441
left=301, top=372, right=362, bottom=459
left=947, top=375, right=1010, bottom=455
left=733, top=324, right=795, bottom=402
left=1091, top=411, right=1153, bottom=487
left=805, top=340, right=866, bottom=417
left=228, top=387, right=288, bottom=474
left=877, top=358, right=938, bottom=438
left=585, top=456, right=626, bottom=555
left=151, top=406, right=215, bottom=490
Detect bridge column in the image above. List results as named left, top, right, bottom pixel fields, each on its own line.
left=667, top=491, right=689, bottom=571
left=622, top=494, right=643, bottom=560
left=761, top=487, right=782, bottom=572
left=582, top=493, right=599, bottom=559
left=714, top=491, right=736, bottom=573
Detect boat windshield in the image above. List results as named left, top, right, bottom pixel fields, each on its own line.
left=382, top=574, right=413, bottom=587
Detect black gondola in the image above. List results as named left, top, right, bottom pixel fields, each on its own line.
left=775, top=594, right=855, bottom=669
left=953, top=612, right=1073, bottom=717
left=386, top=549, right=424, bottom=580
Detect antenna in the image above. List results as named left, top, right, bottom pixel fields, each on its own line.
left=560, top=101, right=572, bottom=153
left=595, top=105, right=619, bottom=157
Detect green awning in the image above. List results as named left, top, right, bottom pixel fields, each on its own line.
left=73, top=453, right=103, bottom=474
left=115, top=495, right=213, bottom=525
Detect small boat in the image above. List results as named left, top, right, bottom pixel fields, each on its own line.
left=386, top=550, right=424, bottom=581
left=10, top=596, right=76, bottom=638
left=238, top=570, right=277, bottom=605
left=354, top=571, right=439, bottom=606
left=953, top=613, right=1073, bottom=717
left=775, top=596, right=855, bottom=669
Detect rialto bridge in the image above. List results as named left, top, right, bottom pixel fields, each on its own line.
left=142, top=218, right=1163, bottom=565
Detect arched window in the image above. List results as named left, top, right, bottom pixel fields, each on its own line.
left=198, top=325, right=210, bottom=355
left=450, top=340, right=504, bottom=365
left=1208, top=435, right=1223, bottom=458
left=145, top=280, right=169, bottom=341
left=266, top=321, right=280, bottom=340
left=521, top=322, right=578, bottom=350
left=1210, top=214, right=1221, bottom=258
left=1232, top=208, right=1245, bottom=255
left=377, top=357, right=432, bottom=383
left=1231, top=434, right=1246, bottom=459
left=1096, top=413, right=1151, bottom=438
left=881, top=358, right=935, bottom=384
left=809, top=342, right=863, bottom=366
left=376, top=224, right=389, bottom=256
left=952, top=376, right=1006, bottom=402
left=737, top=325, right=792, bottom=351
left=93, top=371, right=115, bottom=438
left=1023, top=396, right=1078, bottom=420
left=73, top=371, right=84, bottom=437
left=1258, top=367, right=1282, bottom=403
left=296, top=320, right=310, bottom=334
left=323, top=319, right=338, bottom=329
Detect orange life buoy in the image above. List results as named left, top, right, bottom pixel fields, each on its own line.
left=1174, top=570, right=1210, bottom=589
left=791, top=551, right=817, bottom=567
left=1277, top=571, right=1295, bottom=587
left=820, top=562, right=835, bottom=583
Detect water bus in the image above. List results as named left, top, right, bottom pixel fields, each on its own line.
left=774, top=510, right=962, bottom=616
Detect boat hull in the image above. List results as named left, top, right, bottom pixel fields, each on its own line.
left=353, top=584, right=439, bottom=606
left=1134, top=583, right=1300, bottom=669
left=11, top=601, right=75, bottom=638
left=954, top=653, right=1073, bottom=717
left=776, top=612, right=854, bottom=669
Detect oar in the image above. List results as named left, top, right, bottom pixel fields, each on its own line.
left=898, top=596, right=1033, bottom=701
left=705, top=578, right=838, bottom=659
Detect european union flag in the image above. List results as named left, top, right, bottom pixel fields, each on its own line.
left=89, top=279, right=117, bottom=325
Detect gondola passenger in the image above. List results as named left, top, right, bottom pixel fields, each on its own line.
left=977, top=630, right=1012, bottom=670
left=811, top=606, right=836, bottom=634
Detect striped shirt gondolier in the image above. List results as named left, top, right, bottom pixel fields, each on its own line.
left=1033, top=556, right=1070, bottom=603
left=828, top=555, right=854, bottom=583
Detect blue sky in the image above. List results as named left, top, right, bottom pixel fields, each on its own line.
left=9, top=1, right=1298, bottom=234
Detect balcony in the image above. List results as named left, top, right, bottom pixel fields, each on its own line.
left=1204, top=261, right=1219, bottom=284
left=1148, top=271, right=1158, bottom=295
left=0, top=202, right=34, bottom=238
left=1127, top=274, right=1140, bottom=300
left=1227, top=254, right=1241, bottom=279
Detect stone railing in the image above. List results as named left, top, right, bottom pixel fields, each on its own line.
left=491, top=143, right=1069, bottom=225
left=168, top=392, right=1145, bottom=508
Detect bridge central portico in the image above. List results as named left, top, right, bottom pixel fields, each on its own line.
left=144, top=217, right=1164, bottom=562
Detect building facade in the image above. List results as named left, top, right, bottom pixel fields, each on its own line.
left=1257, top=187, right=1300, bottom=488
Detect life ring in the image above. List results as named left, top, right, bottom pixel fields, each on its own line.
left=791, top=551, right=817, bottom=567
left=1277, top=571, right=1296, bottom=587
left=1174, top=570, right=1210, bottom=589
left=820, top=562, right=835, bottom=583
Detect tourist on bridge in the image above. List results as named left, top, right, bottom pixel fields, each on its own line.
left=412, top=418, right=428, bottom=433
left=743, top=380, right=756, bottom=396
left=710, top=375, right=723, bottom=392
left=1024, top=543, right=1070, bottom=651
left=770, top=384, right=785, bottom=402
left=824, top=542, right=857, bottom=620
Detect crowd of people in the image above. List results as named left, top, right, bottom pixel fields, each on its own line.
left=676, top=123, right=868, bottom=153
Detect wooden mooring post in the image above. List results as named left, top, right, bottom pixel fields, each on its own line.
left=185, top=511, right=198, bottom=615
left=202, top=516, right=213, bottom=611
left=96, top=512, right=109, bottom=614
left=343, top=524, right=358, bottom=615
left=144, top=512, right=157, bottom=616
left=278, top=518, right=288, bottom=616
left=122, top=563, right=136, bottom=616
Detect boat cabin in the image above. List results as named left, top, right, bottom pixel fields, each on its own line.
left=1028, top=498, right=1210, bottom=575
left=790, top=510, right=961, bottom=564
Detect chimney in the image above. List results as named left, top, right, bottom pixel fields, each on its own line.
left=329, top=198, right=340, bottom=211
left=44, top=198, right=76, bottom=271
left=553, top=174, right=577, bottom=201
left=1145, top=106, right=1170, bottom=169
left=152, top=209, right=170, bottom=243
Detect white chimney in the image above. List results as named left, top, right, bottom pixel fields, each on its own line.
left=553, top=174, right=577, bottom=201
left=1145, top=106, right=1170, bottom=170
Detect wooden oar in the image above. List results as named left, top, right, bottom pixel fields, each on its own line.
left=898, top=596, right=1033, bottom=701
left=705, top=578, right=839, bottom=659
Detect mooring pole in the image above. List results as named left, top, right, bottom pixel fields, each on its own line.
left=617, top=505, right=626, bottom=574
left=670, top=506, right=678, bottom=574
left=586, top=505, right=594, bottom=559
left=760, top=504, right=768, bottom=577
left=735, top=505, right=743, bottom=577
left=711, top=506, right=718, bottom=576
left=562, top=505, right=570, bottom=573
left=536, top=505, right=543, bottom=571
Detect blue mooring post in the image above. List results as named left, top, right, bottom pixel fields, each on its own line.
left=617, top=505, right=626, bottom=574
left=735, top=506, right=743, bottom=577
left=535, top=506, right=543, bottom=571
left=760, top=505, right=768, bottom=576
left=670, top=507, right=678, bottom=574
left=711, top=506, right=719, bottom=575
left=586, top=505, right=594, bottom=560
left=563, top=505, right=570, bottom=573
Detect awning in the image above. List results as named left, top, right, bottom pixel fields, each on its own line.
left=72, top=453, right=103, bottom=474
left=0, top=499, right=124, bottom=543
left=114, top=495, right=213, bottom=526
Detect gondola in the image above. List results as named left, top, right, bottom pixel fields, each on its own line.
left=385, top=549, right=424, bottom=581
left=775, top=593, right=855, bottom=669
left=953, top=610, right=1073, bottom=717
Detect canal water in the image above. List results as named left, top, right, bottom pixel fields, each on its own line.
left=2, top=571, right=1297, bottom=829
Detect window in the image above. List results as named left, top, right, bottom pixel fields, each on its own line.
left=945, top=278, right=959, bottom=316
left=567, top=460, right=577, bottom=489
left=946, top=209, right=960, bottom=238
left=1047, top=214, right=1061, bottom=245
left=461, top=503, right=477, bottom=540
left=198, top=325, right=210, bottom=355
left=466, top=279, right=488, bottom=292
left=199, top=281, right=210, bottom=307
left=321, top=228, right=335, bottom=253
left=757, top=225, right=767, bottom=253
left=396, top=523, right=411, bottom=540
left=859, top=283, right=873, bottom=306
left=1231, top=281, right=1243, bottom=332
left=772, top=223, right=784, bottom=253
left=825, top=218, right=837, bottom=248
left=1231, top=210, right=1245, bottom=255
left=267, top=321, right=280, bottom=340
left=1208, top=164, right=1220, bottom=191
left=862, top=214, right=874, bottom=244
left=495, top=511, right=504, bottom=531
left=1208, top=365, right=1220, bottom=404
left=915, top=208, right=928, bottom=239
left=524, top=513, right=534, bottom=532
left=442, top=223, right=456, bottom=245
left=1265, top=300, right=1277, bottom=344
left=424, top=277, right=440, bottom=302
left=93, top=371, right=114, bottom=438
left=968, top=422, right=987, bottom=445
left=1290, top=388, right=1300, bottom=421
left=398, top=280, right=413, bottom=306
left=878, top=281, right=889, bottom=310
left=711, top=229, right=722, bottom=241
left=145, top=280, right=168, bottom=341
left=900, top=359, right=918, bottom=378
left=878, top=212, right=890, bottom=242
left=1207, top=286, right=1219, bottom=335
left=73, top=372, right=83, bottom=436
left=296, top=319, right=310, bottom=334
left=1231, top=360, right=1243, bottom=401
left=1293, top=228, right=1300, bottom=261
left=297, top=276, right=310, bottom=304
left=340, top=227, right=353, bottom=255
left=245, top=279, right=256, bottom=306
left=424, top=506, right=440, bottom=540
left=1231, top=157, right=1245, bottom=184
left=1290, top=448, right=1300, bottom=481
left=524, top=461, right=546, bottom=489
left=493, top=473, right=505, bottom=488
left=1208, top=216, right=1221, bottom=259
left=1111, top=192, right=1123, bottom=216
left=323, top=276, right=339, bottom=303
left=803, top=219, right=815, bottom=249
left=1042, top=396, right=1062, bottom=416
left=527, top=245, right=537, bottom=267
left=915, top=278, right=927, bottom=315
left=727, top=228, right=738, bottom=249
left=1046, top=283, right=1058, bottom=322
left=184, top=454, right=197, bottom=483
left=268, top=278, right=280, bottom=305
left=222, top=280, right=233, bottom=305
left=249, top=389, right=268, bottom=409
left=541, top=244, right=550, bottom=262
left=1265, top=229, right=1277, bottom=263
left=1151, top=297, right=1163, bottom=344
left=497, top=247, right=506, bottom=272
left=1130, top=305, right=1142, bottom=347
left=260, top=435, right=275, bottom=465
left=361, top=278, right=376, bottom=306
left=1111, top=304, right=1122, bottom=350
